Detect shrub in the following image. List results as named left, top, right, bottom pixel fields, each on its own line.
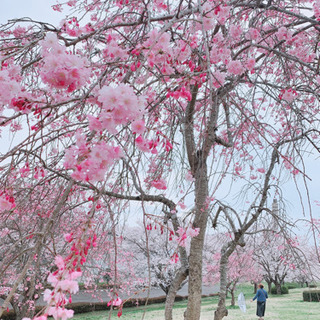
left=303, top=290, right=320, bottom=302
left=286, top=283, right=300, bottom=289
left=271, top=285, right=289, bottom=295
left=1, top=310, right=15, bottom=320
left=308, top=284, right=317, bottom=288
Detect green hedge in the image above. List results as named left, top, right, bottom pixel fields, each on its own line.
left=303, top=290, right=320, bottom=302
left=286, top=283, right=300, bottom=289
left=271, top=285, right=289, bottom=295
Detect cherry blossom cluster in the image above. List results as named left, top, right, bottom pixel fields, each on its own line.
left=166, top=87, right=192, bottom=101
left=87, top=84, right=146, bottom=135
left=11, top=97, right=33, bottom=113
left=151, top=179, right=167, bottom=190
left=103, top=36, right=128, bottom=61
left=64, top=131, right=123, bottom=182
left=135, top=130, right=172, bottom=155
left=176, top=226, right=200, bottom=248
left=314, top=0, right=320, bottom=21
left=0, top=66, right=23, bottom=108
left=142, top=29, right=174, bottom=73
left=0, top=193, right=15, bottom=211
left=283, top=157, right=299, bottom=175
left=22, top=230, right=98, bottom=320
left=21, top=256, right=81, bottom=320
left=107, top=295, right=122, bottom=307
left=143, top=159, right=168, bottom=190
left=60, top=17, right=87, bottom=38
left=39, top=33, right=90, bottom=92
left=279, top=254, right=296, bottom=270
left=279, top=88, right=298, bottom=103
left=144, top=219, right=200, bottom=251
left=64, top=231, right=97, bottom=266
left=201, top=3, right=230, bottom=30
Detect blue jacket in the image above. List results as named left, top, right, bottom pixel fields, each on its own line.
left=253, top=288, right=268, bottom=302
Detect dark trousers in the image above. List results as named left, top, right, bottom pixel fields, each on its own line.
left=256, top=300, right=266, bottom=317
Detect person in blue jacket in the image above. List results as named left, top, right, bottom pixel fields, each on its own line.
left=251, top=283, right=268, bottom=320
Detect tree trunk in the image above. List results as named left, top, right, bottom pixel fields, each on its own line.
left=11, top=295, right=36, bottom=320
left=214, top=296, right=228, bottom=320
left=267, top=281, right=272, bottom=294
left=276, top=282, right=281, bottom=295
left=229, top=282, right=237, bottom=306
left=184, top=159, right=208, bottom=320
left=165, top=266, right=188, bottom=320
left=16, top=305, right=35, bottom=320
left=214, top=244, right=230, bottom=320
left=185, top=235, right=205, bottom=320
left=230, top=289, right=235, bottom=306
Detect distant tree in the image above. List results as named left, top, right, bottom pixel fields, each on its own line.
left=253, top=231, right=304, bottom=294
left=204, top=239, right=262, bottom=306
left=123, top=223, right=189, bottom=295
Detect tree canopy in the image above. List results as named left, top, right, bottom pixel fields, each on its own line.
left=1, top=1, right=320, bottom=320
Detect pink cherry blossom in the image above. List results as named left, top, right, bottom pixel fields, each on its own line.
left=135, top=135, right=151, bottom=152
left=279, top=88, right=298, bottom=103
left=185, top=171, right=194, bottom=181
left=212, top=71, right=226, bottom=88
left=131, top=119, right=146, bottom=134
left=151, top=179, right=167, bottom=190
left=48, top=307, right=74, bottom=320
left=113, top=297, right=122, bottom=306
left=39, top=33, right=90, bottom=91
left=58, top=280, right=79, bottom=294
left=64, top=233, right=73, bottom=243
left=246, top=58, right=255, bottom=71
left=229, top=24, right=242, bottom=40
left=227, top=60, right=244, bottom=76
left=186, top=227, right=200, bottom=238
left=246, top=28, right=260, bottom=41
left=47, top=274, right=58, bottom=287
left=214, top=5, right=230, bottom=25
left=170, top=252, right=179, bottom=264
left=43, top=289, right=53, bottom=303
left=314, top=0, right=320, bottom=21
left=55, top=256, right=65, bottom=270
left=0, top=194, right=15, bottom=211
left=97, top=84, right=144, bottom=131
left=0, top=69, right=23, bottom=106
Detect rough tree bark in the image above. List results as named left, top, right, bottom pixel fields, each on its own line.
left=214, top=242, right=237, bottom=320
left=184, top=159, right=209, bottom=320
left=165, top=267, right=188, bottom=320
left=230, top=282, right=237, bottom=306
left=182, top=84, right=212, bottom=320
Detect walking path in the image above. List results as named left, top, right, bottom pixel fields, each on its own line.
left=40, top=284, right=219, bottom=304
left=1, top=284, right=219, bottom=309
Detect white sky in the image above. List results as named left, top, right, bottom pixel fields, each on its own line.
left=1, top=0, right=63, bottom=25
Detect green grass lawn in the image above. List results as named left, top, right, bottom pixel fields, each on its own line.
left=73, top=284, right=319, bottom=320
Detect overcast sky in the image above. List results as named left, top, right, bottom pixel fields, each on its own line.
left=1, top=0, right=63, bottom=25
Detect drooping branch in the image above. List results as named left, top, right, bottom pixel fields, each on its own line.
left=0, top=181, right=74, bottom=318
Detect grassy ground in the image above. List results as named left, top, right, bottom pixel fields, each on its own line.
left=73, top=284, right=319, bottom=320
